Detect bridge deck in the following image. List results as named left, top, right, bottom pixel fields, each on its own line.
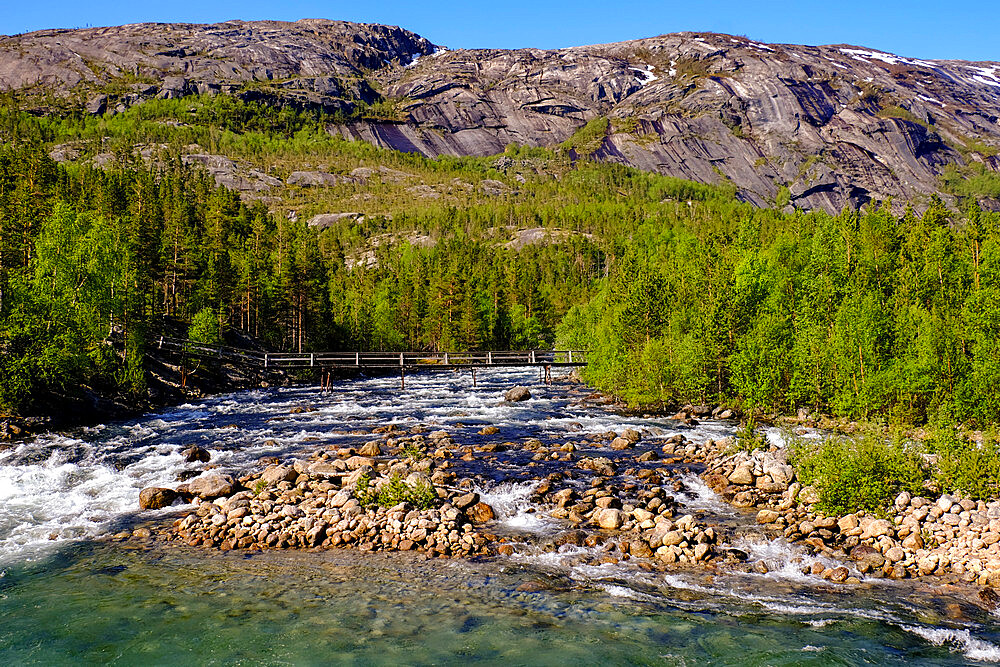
left=154, top=337, right=587, bottom=370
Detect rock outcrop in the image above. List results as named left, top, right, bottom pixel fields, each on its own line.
left=2, top=20, right=999, bottom=212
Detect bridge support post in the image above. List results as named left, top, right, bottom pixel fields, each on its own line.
left=400, top=367, right=405, bottom=390
left=472, top=368, right=476, bottom=387
left=545, top=364, right=552, bottom=385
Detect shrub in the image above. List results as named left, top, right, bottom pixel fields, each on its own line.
left=399, top=442, right=427, bottom=460
left=792, top=435, right=926, bottom=514
left=927, top=427, right=1000, bottom=500
left=355, top=472, right=438, bottom=510
left=732, top=414, right=767, bottom=453
left=188, top=307, right=220, bottom=345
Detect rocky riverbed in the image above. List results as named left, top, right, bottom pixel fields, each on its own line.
left=7, top=371, right=1000, bottom=663
left=130, top=388, right=1000, bottom=610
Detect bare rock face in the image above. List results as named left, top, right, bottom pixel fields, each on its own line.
left=2, top=21, right=999, bottom=212
left=367, top=35, right=1000, bottom=213
left=0, top=19, right=433, bottom=112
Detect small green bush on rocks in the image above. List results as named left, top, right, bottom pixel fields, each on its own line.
left=355, top=472, right=439, bottom=510
left=733, top=415, right=768, bottom=453
left=928, top=426, right=1000, bottom=500
left=792, top=435, right=925, bottom=514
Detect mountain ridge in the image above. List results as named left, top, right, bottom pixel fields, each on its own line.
left=2, top=19, right=999, bottom=212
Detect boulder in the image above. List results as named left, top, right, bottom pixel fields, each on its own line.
left=763, top=462, right=794, bottom=486
left=188, top=473, right=234, bottom=499
left=597, top=508, right=624, bottom=530
left=917, top=555, right=940, bottom=576
left=467, top=502, right=495, bottom=523
left=851, top=544, right=886, bottom=569
left=454, top=492, right=481, bottom=510
left=504, top=386, right=532, bottom=402
left=756, top=509, right=780, bottom=524
left=261, top=465, right=297, bottom=485
left=345, top=456, right=376, bottom=470
left=660, top=530, right=684, bottom=547
left=182, top=446, right=211, bottom=463
left=139, top=487, right=178, bottom=509
left=828, top=566, right=850, bottom=583
left=728, top=466, right=755, bottom=486
left=307, top=461, right=345, bottom=478
left=837, top=514, right=859, bottom=532
left=860, top=518, right=893, bottom=540
left=359, top=441, right=382, bottom=457
left=902, top=532, right=925, bottom=550
left=610, top=437, right=633, bottom=450
left=578, top=457, right=616, bottom=476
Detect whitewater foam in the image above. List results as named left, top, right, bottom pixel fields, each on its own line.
left=903, top=626, right=1000, bottom=662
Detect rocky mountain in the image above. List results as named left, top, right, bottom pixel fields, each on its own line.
left=2, top=19, right=999, bottom=212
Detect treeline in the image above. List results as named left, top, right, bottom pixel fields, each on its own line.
left=6, top=92, right=1000, bottom=428
left=558, top=198, right=1000, bottom=425
left=0, top=143, right=606, bottom=414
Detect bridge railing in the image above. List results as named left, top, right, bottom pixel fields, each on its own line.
left=152, top=336, right=586, bottom=369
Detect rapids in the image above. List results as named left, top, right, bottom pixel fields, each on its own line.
left=1, top=369, right=999, bottom=664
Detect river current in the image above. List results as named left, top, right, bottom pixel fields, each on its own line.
left=1, top=369, right=999, bottom=664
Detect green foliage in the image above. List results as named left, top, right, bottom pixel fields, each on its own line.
left=188, top=308, right=221, bottom=345
left=733, top=414, right=767, bottom=452
left=927, top=426, right=1000, bottom=500
left=877, top=105, right=928, bottom=129
left=940, top=164, right=1000, bottom=199
left=355, top=472, right=438, bottom=509
left=399, top=441, right=427, bottom=460
left=560, top=117, right=609, bottom=158
left=792, top=435, right=926, bottom=514
left=4, top=92, right=1000, bottom=434
left=775, top=185, right=791, bottom=208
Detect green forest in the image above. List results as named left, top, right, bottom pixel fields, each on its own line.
left=2, top=94, right=1000, bottom=428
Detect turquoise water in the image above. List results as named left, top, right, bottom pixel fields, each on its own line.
left=0, top=538, right=997, bottom=665
left=1, top=371, right=1000, bottom=663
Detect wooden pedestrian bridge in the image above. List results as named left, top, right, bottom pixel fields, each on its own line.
left=153, top=336, right=587, bottom=386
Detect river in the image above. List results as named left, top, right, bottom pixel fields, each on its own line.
left=1, top=369, right=998, bottom=664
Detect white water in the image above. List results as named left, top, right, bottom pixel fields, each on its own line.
left=0, top=368, right=723, bottom=564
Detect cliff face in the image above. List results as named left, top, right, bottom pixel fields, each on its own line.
left=0, top=19, right=434, bottom=112
left=2, top=20, right=999, bottom=212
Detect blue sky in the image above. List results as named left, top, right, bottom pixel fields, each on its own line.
left=2, top=1, right=998, bottom=61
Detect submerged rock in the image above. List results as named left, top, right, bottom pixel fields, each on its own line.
left=182, top=446, right=211, bottom=463
left=504, top=387, right=532, bottom=402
